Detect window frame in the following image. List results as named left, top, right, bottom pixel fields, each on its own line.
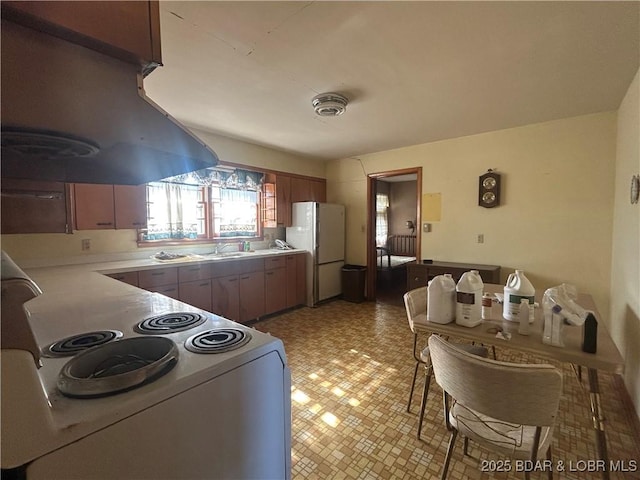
left=138, top=183, right=264, bottom=247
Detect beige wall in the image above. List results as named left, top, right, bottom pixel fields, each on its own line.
left=327, top=112, right=617, bottom=321
left=610, top=68, right=640, bottom=416
left=1, top=128, right=325, bottom=266
left=389, top=181, right=417, bottom=235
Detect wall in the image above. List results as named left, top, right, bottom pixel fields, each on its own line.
left=1, top=130, right=325, bottom=267
left=327, top=112, right=617, bottom=320
left=610, top=68, right=640, bottom=417
left=389, top=181, right=417, bottom=235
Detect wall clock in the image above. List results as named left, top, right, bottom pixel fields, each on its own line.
left=478, top=170, right=501, bottom=208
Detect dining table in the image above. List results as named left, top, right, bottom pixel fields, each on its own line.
left=411, top=283, right=625, bottom=480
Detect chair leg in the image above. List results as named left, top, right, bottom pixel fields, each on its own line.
left=407, top=361, right=420, bottom=412
left=417, top=364, right=432, bottom=439
left=463, top=436, right=469, bottom=456
left=440, top=429, right=458, bottom=480
left=546, top=445, right=553, bottom=480
left=491, top=345, right=497, bottom=360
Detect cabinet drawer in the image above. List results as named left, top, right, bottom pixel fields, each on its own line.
left=107, top=271, right=139, bottom=287
left=210, top=262, right=240, bottom=278
left=178, top=264, right=213, bottom=283
left=264, top=256, right=286, bottom=270
left=150, top=284, right=179, bottom=299
left=138, top=267, right=178, bottom=288
left=238, top=258, right=264, bottom=275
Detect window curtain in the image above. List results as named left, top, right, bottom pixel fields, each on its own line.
left=146, top=182, right=200, bottom=240
left=217, top=188, right=258, bottom=237
left=376, top=193, right=389, bottom=247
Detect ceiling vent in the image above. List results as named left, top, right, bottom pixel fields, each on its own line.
left=312, top=93, right=348, bottom=117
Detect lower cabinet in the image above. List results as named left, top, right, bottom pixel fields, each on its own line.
left=179, top=279, right=212, bottom=312
left=211, top=275, right=240, bottom=320
left=106, top=253, right=307, bottom=323
left=239, top=271, right=265, bottom=323
left=265, top=266, right=287, bottom=315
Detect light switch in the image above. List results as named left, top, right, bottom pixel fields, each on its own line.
left=423, top=223, right=431, bottom=233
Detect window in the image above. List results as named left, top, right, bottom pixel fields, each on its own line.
left=142, top=168, right=263, bottom=243
left=375, top=193, right=389, bottom=247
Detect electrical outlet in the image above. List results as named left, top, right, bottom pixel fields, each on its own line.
left=81, top=238, right=91, bottom=251
left=477, top=234, right=484, bottom=244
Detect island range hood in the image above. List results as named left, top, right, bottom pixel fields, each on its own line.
left=1, top=20, right=218, bottom=185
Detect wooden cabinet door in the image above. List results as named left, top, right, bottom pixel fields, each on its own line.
left=310, top=179, right=326, bottom=202
left=1, top=179, right=71, bottom=234
left=290, top=176, right=312, bottom=204
left=74, top=183, right=115, bottom=230
left=2, top=1, right=162, bottom=67
left=407, top=264, right=428, bottom=291
left=211, top=275, right=240, bottom=321
left=264, top=267, right=287, bottom=315
left=285, top=255, right=298, bottom=308
left=276, top=175, right=291, bottom=226
left=114, top=185, right=147, bottom=229
left=239, top=271, right=265, bottom=323
left=178, top=264, right=213, bottom=283
left=296, top=253, right=307, bottom=306
left=179, top=279, right=212, bottom=312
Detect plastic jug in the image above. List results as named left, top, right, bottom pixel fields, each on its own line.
left=503, top=270, right=535, bottom=322
left=427, top=274, right=456, bottom=324
left=455, top=270, right=484, bottom=327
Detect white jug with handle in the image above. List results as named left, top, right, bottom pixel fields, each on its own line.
left=455, top=270, right=484, bottom=327
left=503, top=270, right=535, bottom=322
left=427, top=274, right=456, bottom=324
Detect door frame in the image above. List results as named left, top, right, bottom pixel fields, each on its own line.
left=366, top=167, right=423, bottom=301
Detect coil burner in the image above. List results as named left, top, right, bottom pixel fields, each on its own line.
left=42, top=330, right=123, bottom=358
left=185, top=328, right=251, bottom=354
left=135, top=312, right=207, bottom=334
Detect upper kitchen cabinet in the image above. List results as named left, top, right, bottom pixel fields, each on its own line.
left=1, top=179, right=72, bottom=234
left=73, top=183, right=147, bottom=230
left=113, top=185, right=147, bottom=229
left=290, top=176, right=326, bottom=204
left=276, top=174, right=326, bottom=227
left=1, top=1, right=162, bottom=73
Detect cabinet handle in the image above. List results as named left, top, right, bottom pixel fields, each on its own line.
left=240, top=276, right=249, bottom=280
left=228, top=278, right=238, bottom=282
left=266, top=272, right=274, bottom=276
left=133, top=222, right=144, bottom=226
left=152, top=272, right=165, bottom=276
left=200, top=282, right=209, bottom=287
left=96, top=222, right=113, bottom=226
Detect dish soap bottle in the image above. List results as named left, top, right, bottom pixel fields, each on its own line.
left=518, top=298, right=530, bottom=335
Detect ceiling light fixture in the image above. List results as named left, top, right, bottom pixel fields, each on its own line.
left=312, top=92, right=348, bottom=117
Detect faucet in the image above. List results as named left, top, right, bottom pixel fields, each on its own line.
left=213, top=243, right=233, bottom=255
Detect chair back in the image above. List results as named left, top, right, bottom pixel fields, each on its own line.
left=428, top=335, right=562, bottom=427
left=403, top=287, right=427, bottom=333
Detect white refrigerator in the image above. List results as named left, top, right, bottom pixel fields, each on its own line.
left=286, top=202, right=345, bottom=307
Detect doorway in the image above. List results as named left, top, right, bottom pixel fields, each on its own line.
left=366, top=167, right=422, bottom=305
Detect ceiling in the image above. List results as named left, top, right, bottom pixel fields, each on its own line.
left=145, top=1, right=640, bottom=162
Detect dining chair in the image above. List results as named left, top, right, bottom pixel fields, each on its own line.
left=403, top=287, right=488, bottom=439
left=428, top=334, right=563, bottom=480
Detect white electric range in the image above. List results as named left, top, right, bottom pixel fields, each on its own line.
left=1, top=256, right=291, bottom=480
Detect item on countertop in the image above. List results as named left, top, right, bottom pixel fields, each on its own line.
left=503, top=270, right=535, bottom=323
left=427, top=274, right=456, bottom=324
left=542, top=284, right=592, bottom=326
left=152, top=251, right=187, bottom=261
left=517, top=298, right=530, bottom=335
left=582, top=313, right=598, bottom=353
left=455, top=270, right=484, bottom=328
left=481, top=293, right=493, bottom=320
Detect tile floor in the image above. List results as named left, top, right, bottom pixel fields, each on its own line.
left=255, top=299, right=640, bottom=480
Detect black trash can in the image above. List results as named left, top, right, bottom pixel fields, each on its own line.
left=342, top=265, right=366, bottom=303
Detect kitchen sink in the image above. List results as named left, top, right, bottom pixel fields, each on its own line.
left=207, top=251, right=252, bottom=259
